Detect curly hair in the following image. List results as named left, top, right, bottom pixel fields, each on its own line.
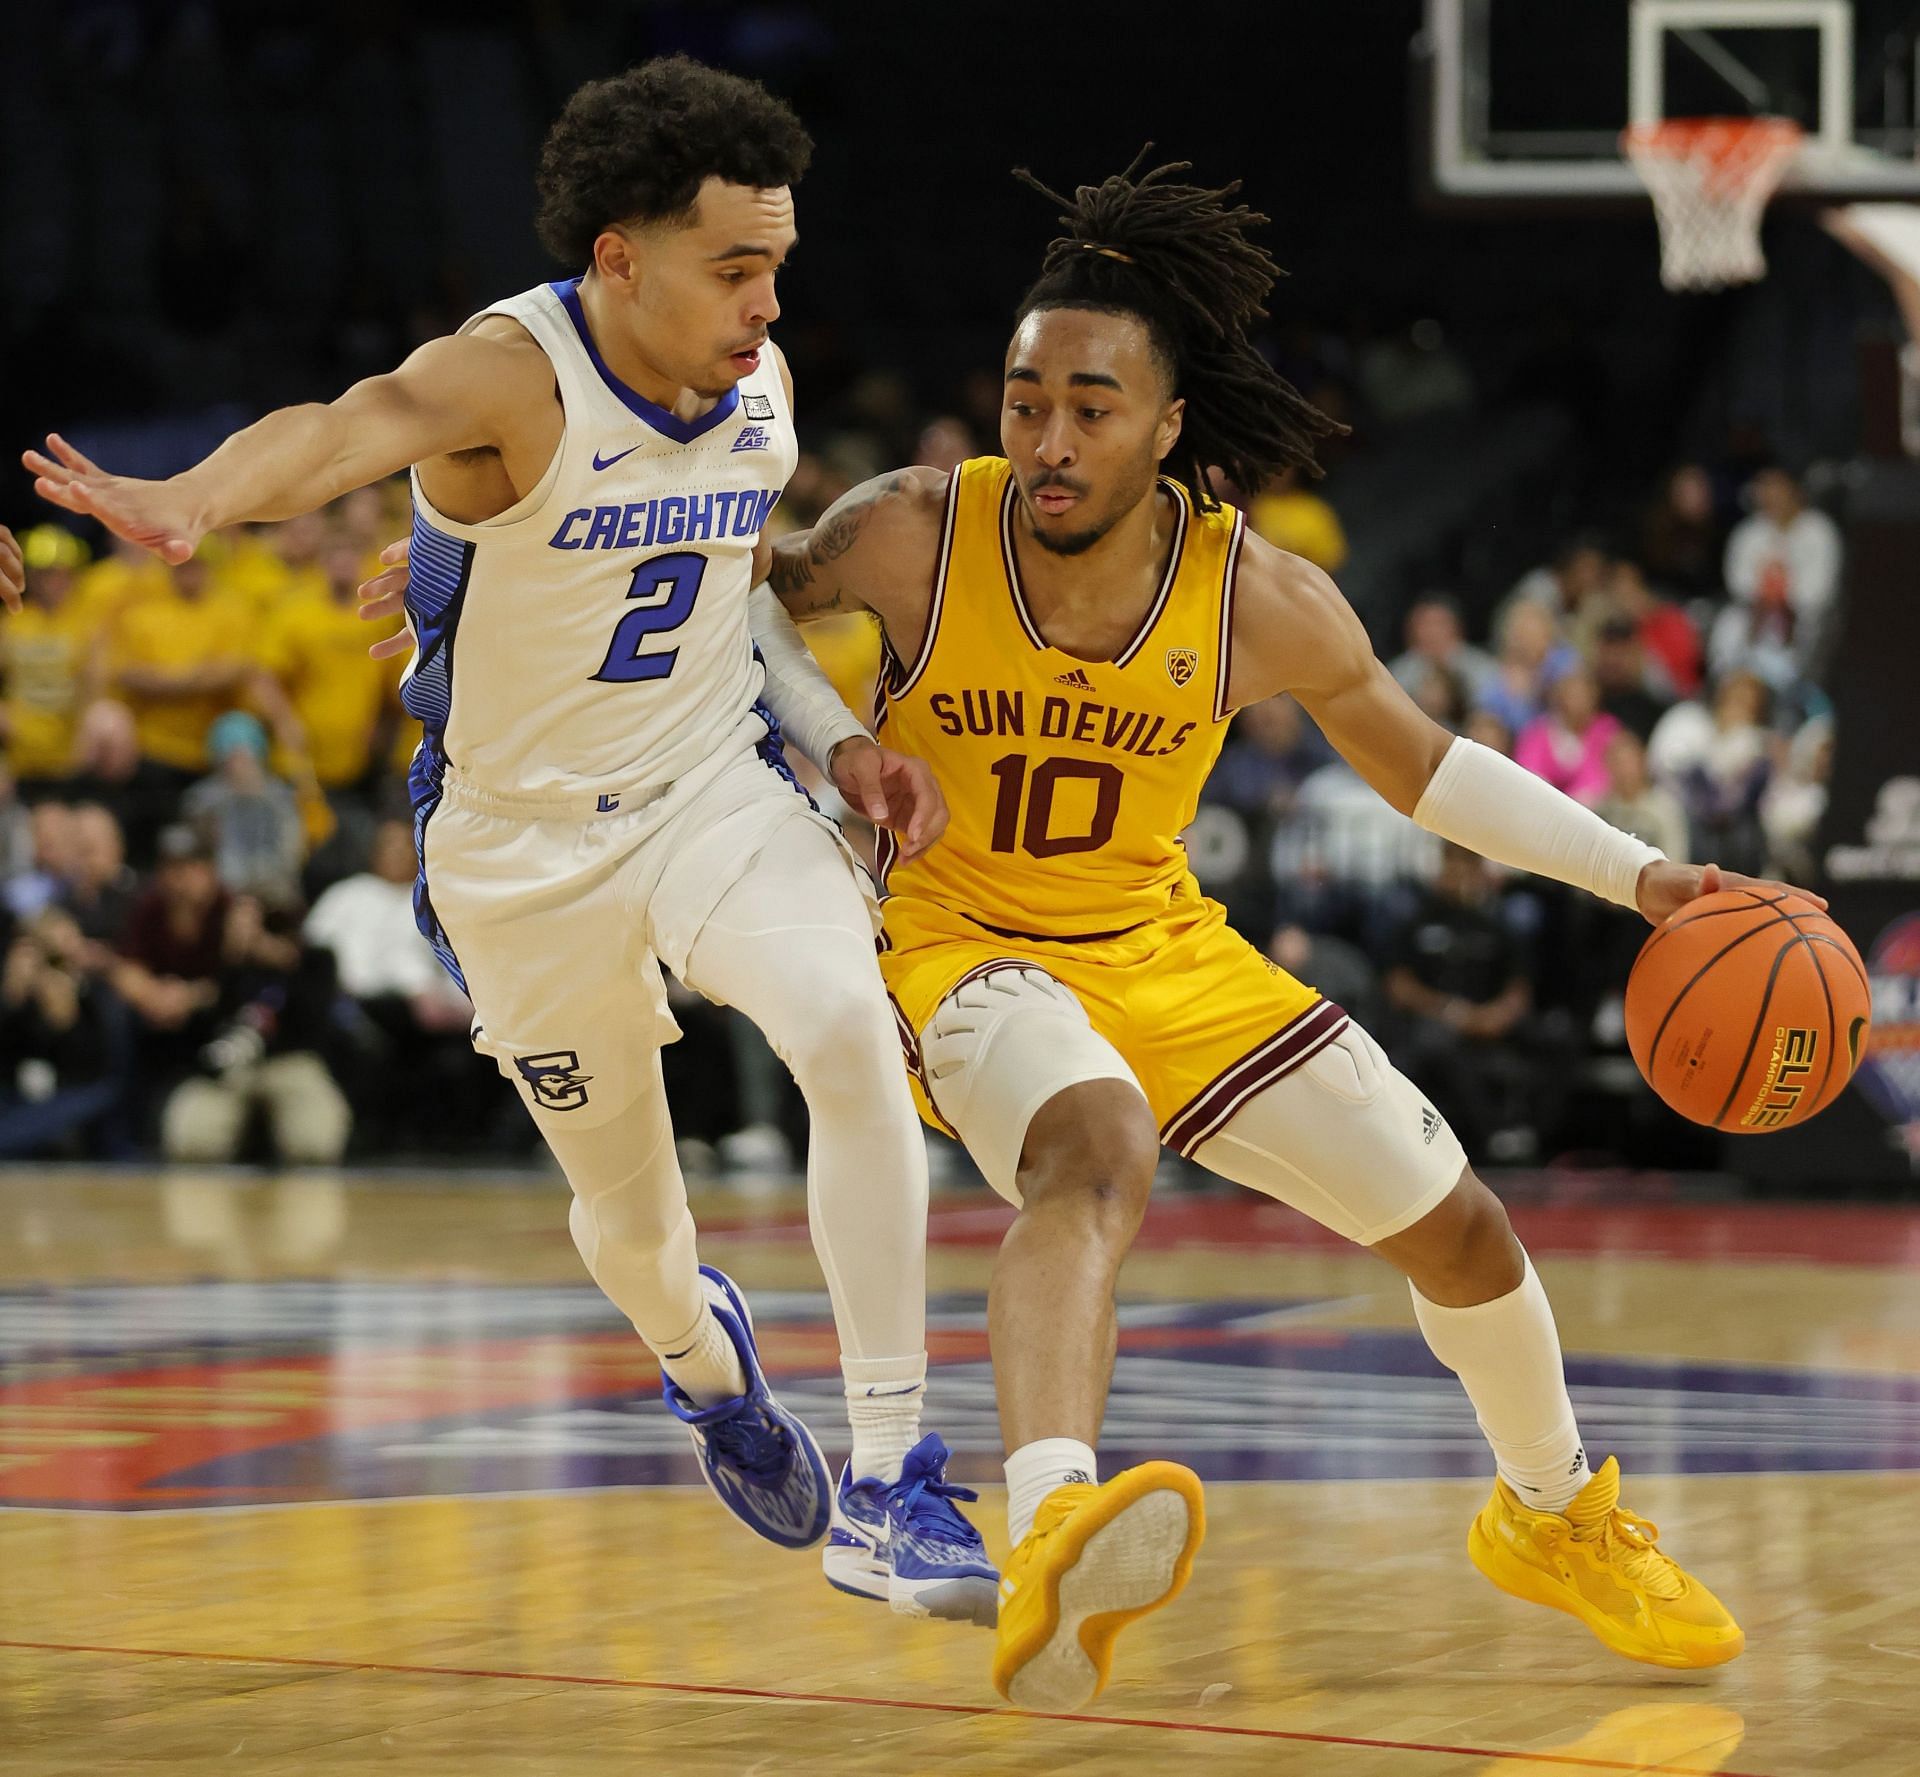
left=1013, top=150, right=1346, bottom=509
left=536, top=55, right=813, bottom=265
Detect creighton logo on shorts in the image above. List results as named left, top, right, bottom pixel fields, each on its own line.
left=514, top=1050, right=594, bottom=1112
left=1166, top=648, right=1199, bottom=687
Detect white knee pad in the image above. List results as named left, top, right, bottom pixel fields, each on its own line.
left=921, top=966, right=1142, bottom=1203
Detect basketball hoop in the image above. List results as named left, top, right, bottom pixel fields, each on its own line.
left=1621, top=117, right=1804, bottom=293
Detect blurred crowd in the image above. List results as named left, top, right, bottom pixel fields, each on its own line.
left=1187, top=456, right=1838, bottom=1165
left=0, top=433, right=1840, bottom=1175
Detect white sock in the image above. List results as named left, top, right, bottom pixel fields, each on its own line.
left=651, top=1301, right=746, bottom=1407
left=1411, top=1255, right=1592, bottom=1513
left=843, top=1353, right=927, bottom=1484
left=1005, top=1438, right=1098, bottom=1546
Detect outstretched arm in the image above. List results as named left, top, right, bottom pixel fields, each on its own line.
left=1227, top=539, right=1823, bottom=924
left=23, top=327, right=546, bottom=565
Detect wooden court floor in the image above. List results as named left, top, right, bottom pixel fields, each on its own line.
left=2, top=1168, right=1919, bottom=1775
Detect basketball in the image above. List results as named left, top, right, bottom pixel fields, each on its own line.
left=1625, top=889, right=1873, bottom=1132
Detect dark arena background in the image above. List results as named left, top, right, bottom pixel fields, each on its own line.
left=2, top=4, right=1919, bottom=1773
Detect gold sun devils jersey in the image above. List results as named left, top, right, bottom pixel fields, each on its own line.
left=877, top=456, right=1246, bottom=940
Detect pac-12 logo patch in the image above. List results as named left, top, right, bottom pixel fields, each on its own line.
left=514, top=1050, right=594, bottom=1112
left=743, top=392, right=775, bottom=420
left=1166, top=648, right=1199, bottom=687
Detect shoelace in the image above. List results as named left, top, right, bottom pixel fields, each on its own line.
left=705, top=1408, right=792, bottom=1487
left=892, top=1467, right=981, bottom=1543
left=1570, top=1507, right=1686, bottom=1600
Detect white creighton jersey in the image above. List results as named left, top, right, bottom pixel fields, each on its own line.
left=402, top=278, right=799, bottom=806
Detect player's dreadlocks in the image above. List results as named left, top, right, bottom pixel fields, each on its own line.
left=1013, top=150, right=1347, bottom=511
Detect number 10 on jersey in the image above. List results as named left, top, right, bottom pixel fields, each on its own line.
left=988, top=753, right=1123, bottom=857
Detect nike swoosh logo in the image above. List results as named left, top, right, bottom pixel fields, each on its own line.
left=592, top=444, right=642, bottom=471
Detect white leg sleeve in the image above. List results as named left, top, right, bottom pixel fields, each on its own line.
left=1413, top=1256, right=1592, bottom=1511
left=543, top=1048, right=706, bottom=1349
left=681, top=817, right=928, bottom=1365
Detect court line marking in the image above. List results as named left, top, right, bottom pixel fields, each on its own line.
left=0, top=1638, right=1774, bottom=1775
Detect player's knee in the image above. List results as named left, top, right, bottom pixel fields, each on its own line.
left=775, top=974, right=896, bottom=1104
left=552, top=1106, right=687, bottom=1260
left=1016, top=1080, right=1158, bottom=1235
left=573, top=1166, right=685, bottom=1258
left=1387, top=1168, right=1524, bottom=1300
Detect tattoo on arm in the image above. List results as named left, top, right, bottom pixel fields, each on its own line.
left=767, top=471, right=913, bottom=616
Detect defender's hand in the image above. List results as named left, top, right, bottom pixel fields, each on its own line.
left=0, top=525, right=21, bottom=613
left=22, top=435, right=204, bottom=564
left=1635, top=858, right=1828, bottom=928
left=358, top=537, right=416, bottom=660
left=829, top=737, right=950, bottom=863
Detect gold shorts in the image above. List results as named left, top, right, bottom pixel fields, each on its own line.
left=879, top=886, right=1337, bottom=1156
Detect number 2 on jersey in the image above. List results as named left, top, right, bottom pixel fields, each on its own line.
left=988, top=753, right=1123, bottom=857
left=591, top=550, right=706, bottom=683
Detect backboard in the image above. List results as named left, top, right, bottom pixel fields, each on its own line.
left=1419, top=0, right=1920, bottom=204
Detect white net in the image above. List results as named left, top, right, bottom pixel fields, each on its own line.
left=1622, top=118, right=1804, bottom=294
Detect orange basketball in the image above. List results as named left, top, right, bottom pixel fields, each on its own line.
left=1624, top=889, right=1872, bottom=1132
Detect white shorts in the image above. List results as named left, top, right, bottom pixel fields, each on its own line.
left=417, top=720, right=876, bottom=1129
left=921, top=966, right=1465, bottom=1246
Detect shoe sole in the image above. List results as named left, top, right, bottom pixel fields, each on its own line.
left=997, top=1462, right=1205, bottom=1712
left=1466, top=1516, right=1746, bottom=1669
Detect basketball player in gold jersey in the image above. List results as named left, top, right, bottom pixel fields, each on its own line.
left=756, top=158, right=1823, bottom=1709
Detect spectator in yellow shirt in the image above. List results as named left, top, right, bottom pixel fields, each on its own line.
left=260, top=530, right=394, bottom=793
left=1, top=526, right=103, bottom=786
left=74, top=532, right=169, bottom=624
left=219, top=510, right=329, bottom=618
left=107, top=551, right=265, bottom=787
left=1249, top=467, right=1349, bottom=574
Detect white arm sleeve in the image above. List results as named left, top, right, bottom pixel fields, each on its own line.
left=1412, top=736, right=1664, bottom=910
left=748, top=583, right=870, bottom=770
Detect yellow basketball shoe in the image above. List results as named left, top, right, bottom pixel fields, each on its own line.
left=1467, top=1456, right=1744, bottom=1669
left=991, top=1461, right=1205, bottom=1711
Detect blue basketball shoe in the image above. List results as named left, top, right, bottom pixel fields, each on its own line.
left=661, top=1265, right=831, bottom=1550
left=822, top=1433, right=999, bottom=1624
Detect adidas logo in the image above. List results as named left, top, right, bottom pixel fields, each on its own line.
left=1054, top=667, right=1095, bottom=690
left=1421, top=1105, right=1442, bottom=1144
left=1060, top=1470, right=1092, bottom=1485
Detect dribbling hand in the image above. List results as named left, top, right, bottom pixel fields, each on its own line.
left=1634, top=858, right=1828, bottom=927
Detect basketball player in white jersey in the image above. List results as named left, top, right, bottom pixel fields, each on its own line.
left=20, top=57, right=995, bottom=1620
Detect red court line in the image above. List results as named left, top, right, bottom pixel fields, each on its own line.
left=0, top=1638, right=1772, bottom=1776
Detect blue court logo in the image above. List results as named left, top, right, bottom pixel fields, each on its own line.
left=1859, top=912, right=1920, bottom=1164
left=514, top=1050, right=593, bottom=1112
